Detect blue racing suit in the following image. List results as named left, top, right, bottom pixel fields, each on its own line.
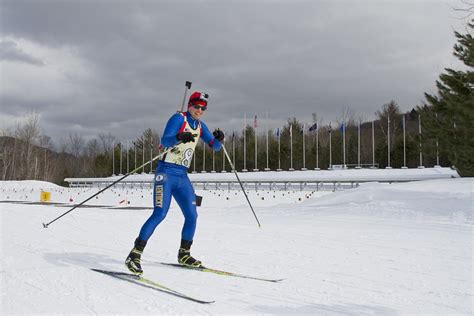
left=138, top=111, right=221, bottom=242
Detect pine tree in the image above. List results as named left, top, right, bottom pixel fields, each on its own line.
left=420, top=22, right=474, bottom=176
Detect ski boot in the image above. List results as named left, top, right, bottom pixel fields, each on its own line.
left=178, top=239, right=202, bottom=267
left=125, top=238, right=147, bottom=275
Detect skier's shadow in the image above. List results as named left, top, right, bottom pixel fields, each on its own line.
left=44, top=252, right=123, bottom=270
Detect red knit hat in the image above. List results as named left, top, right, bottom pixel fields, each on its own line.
left=188, top=91, right=209, bottom=107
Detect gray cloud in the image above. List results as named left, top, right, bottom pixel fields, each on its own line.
left=0, top=0, right=467, bottom=144
left=0, top=39, right=44, bottom=65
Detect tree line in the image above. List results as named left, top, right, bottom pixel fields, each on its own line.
left=1, top=23, right=472, bottom=183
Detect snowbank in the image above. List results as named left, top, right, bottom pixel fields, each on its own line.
left=64, top=166, right=460, bottom=184
left=301, top=178, right=473, bottom=223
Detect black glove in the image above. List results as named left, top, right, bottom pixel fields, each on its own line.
left=213, top=129, right=225, bottom=142
left=176, top=131, right=195, bottom=143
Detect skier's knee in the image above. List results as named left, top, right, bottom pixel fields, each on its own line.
left=185, top=211, right=198, bottom=224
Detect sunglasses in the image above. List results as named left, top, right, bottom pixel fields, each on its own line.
left=191, top=104, right=207, bottom=111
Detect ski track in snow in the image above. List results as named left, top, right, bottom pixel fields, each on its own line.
left=0, top=178, right=472, bottom=315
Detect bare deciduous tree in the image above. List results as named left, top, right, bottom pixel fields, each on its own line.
left=86, top=138, right=101, bottom=158
left=98, top=133, right=115, bottom=155
left=15, top=112, right=41, bottom=179
left=0, top=128, right=14, bottom=180
left=68, top=133, right=85, bottom=157
left=376, top=100, right=401, bottom=151
left=337, top=106, right=356, bottom=127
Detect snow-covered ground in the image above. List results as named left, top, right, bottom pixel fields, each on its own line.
left=0, top=177, right=472, bottom=315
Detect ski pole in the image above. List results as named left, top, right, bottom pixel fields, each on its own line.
left=180, top=81, right=192, bottom=112
left=221, top=144, right=261, bottom=228
left=42, top=143, right=180, bottom=228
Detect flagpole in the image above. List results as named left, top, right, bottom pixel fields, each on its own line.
left=232, top=132, right=235, bottom=171
left=435, top=112, right=440, bottom=167
left=201, top=141, right=206, bottom=173
left=315, top=126, right=320, bottom=170
left=126, top=140, right=129, bottom=174
left=342, top=122, right=346, bottom=169
left=150, top=134, right=154, bottom=173
left=222, top=137, right=226, bottom=172
left=277, top=128, right=282, bottom=171
left=253, top=115, right=258, bottom=171
left=212, top=146, right=216, bottom=173
left=302, top=123, right=307, bottom=170
left=142, top=139, right=144, bottom=173
left=112, top=141, right=115, bottom=176
left=119, top=141, right=123, bottom=175
left=265, top=111, right=270, bottom=171
left=193, top=141, right=197, bottom=173
left=418, top=114, right=424, bottom=168
left=289, top=124, right=294, bottom=171
left=303, top=123, right=306, bottom=170
left=357, top=121, right=361, bottom=168
left=402, top=115, right=407, bottom=169
left=329, top=123, right=332, bottom=169
left=243, top=113, right=247, bottom=172
left=387, top=114, right=391, bottom=169
left=134, top=141, right=137, bottom=173
left=371, top=120, right=375, bottom=168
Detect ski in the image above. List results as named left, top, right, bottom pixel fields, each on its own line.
left=90, top=268, right=214, bottom=304
left=157, top=262, right=284, bottom=283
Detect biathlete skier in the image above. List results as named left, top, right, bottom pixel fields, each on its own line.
left=125, top=91, right=224, bottom=275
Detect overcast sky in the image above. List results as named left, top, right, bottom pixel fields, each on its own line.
left=0, top=0, right=469, bottom=145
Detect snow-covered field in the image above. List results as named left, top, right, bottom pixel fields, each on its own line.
left=0, top=177, right=472, bottom=315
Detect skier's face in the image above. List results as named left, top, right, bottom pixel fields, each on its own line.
left=188, top=105, right=206, bottom=120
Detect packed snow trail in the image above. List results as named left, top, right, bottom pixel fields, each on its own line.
left=0, top=178, right=472, bottom=314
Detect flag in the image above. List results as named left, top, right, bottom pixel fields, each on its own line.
left=289, top=124, right=293, bottom=137
left=339, top=123, right=345, bottom=133
left=309, top=123, right=318, bottom=132
left=254, top=115, right=258, bottom=128
left=276, top=128, right=280, bottom=137
left=232, top=131, right=235, bottom=140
